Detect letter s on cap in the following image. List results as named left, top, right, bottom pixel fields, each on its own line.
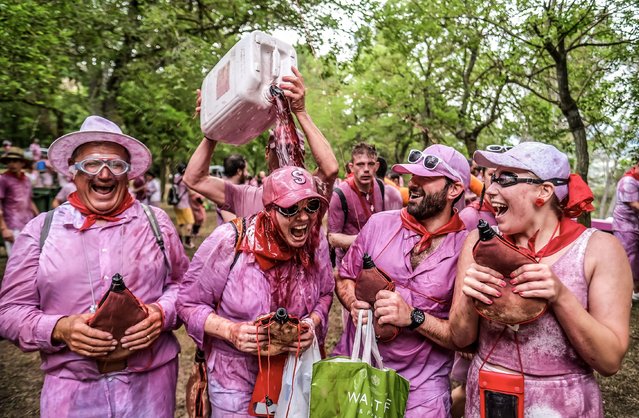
left=291, top=169, right=306, bottom=185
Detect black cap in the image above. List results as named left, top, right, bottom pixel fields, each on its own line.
left=477, top=220, right=496, bottom=241
left=362, top=253, right=376, bottom=269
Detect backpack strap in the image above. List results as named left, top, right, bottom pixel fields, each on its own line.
left=39, top=209, right=56, bottom=250
left=229, top=217, right=246, bottom=270
left=334, top=187, right=348, bottom=230
left=376, top=178, right=385, bottom=211
left=141, top=203, right=172, bottom=275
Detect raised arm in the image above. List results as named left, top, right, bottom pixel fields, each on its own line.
left=281, top=67, right=338, bottom=187
left=183, top=89, right=226, bottom=205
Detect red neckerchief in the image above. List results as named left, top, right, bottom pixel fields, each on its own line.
left=243, top=210, right=314, bottom=271
left=400, top=208, right=466, bottom=254
left=505, top=216, right=585, bottom=260
left=470, top=197, right=496, bottom=215
left=68, top=191, right=135, bottom=231
left=3, top=171, right=26, bottom=181
left=623, top=166, right=639, bottom=181
left=345, top=176, right=375, bottom=219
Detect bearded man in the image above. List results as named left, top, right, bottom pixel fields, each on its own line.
left=333, top=144, right=470, bottom=417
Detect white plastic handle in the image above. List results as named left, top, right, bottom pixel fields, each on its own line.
left=351, top=309, right=365, bottom=362
left=271, top=49, right=281, bottom=80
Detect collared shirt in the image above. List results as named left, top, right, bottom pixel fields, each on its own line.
left=333, top=210, right=467, bottom=410
left=0, top=172, right=34, bottom=230
left=612, top=175, right=639, bottom=232
left=0, top=201, right=189, bottom=381
left=177, top=220, right=334, bottom=410
left=327, top=179, right=386, bottom=266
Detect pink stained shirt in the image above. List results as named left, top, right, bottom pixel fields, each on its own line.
left=333, top=210, right=468, bottom=413
left=0, top=172, right=34, bottom=230
left=176, top=218, right=334, bottom=412
left=612, top=175, right=639, bottom=232
left=327, top=179, right=386, bottom=267
left=0, top=201, right=189, bottom=382
left=459, top=204, right=497, bottom=231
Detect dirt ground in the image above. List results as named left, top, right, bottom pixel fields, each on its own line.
left=0, top=207, right=638, bottom=417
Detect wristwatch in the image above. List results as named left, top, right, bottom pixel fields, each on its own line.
left=408, top=308, right=425, bottom=330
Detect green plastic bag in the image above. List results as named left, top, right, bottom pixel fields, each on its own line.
left=309, top=310, right=409, bottom=418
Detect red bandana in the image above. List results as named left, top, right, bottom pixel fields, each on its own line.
left=623, top=166, right=639, bottom=181
left=400, top=208, right=466, bottom=254
left=562, top=174, right=595, bottom=218
left=505, top=216, right=585, bottom=260
left=345, top=176, right=376, bottom=219
left=68, top=191, right=135, bottom=231
left=3, top=171, right=26, bottom=181
left=243, top=210, right=318, bottom=271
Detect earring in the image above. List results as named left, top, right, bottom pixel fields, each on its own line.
left=535, top=198, right=545, bottom=207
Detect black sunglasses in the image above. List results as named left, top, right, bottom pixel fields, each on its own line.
left=491, top=172, right=569, bottom=188
left=485, top=144, right=513, bottom=153
left=276, top=198, right=322, bottom=217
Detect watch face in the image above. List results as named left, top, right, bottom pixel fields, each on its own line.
left=410, top=308, right=425, bottom=329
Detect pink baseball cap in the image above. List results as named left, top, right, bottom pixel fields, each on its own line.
left=392, top=144, right=470, bottom=188
left=473, top=142, right=570, bottom=200
left=48, top=115, right=152, bottom=179
left=262, top=166, right=327, bottom=208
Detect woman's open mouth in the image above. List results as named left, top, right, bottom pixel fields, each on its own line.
left=492, top=202, right=509, bottom=217
left=290, top=224, right=309, bottom=239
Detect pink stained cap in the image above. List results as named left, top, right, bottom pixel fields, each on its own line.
left=48, top=115, right=152, bottom=179
left=392, top=144, right=471, bottom=188
left=473, top=141, right=570, bottom=200
left=262, top=166, right=327, bottom=208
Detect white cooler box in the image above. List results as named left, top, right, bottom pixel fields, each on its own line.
left=200, top=31, right=298, bottom=145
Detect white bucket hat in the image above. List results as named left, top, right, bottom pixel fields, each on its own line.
left=48, top=116, right=151, bottom=179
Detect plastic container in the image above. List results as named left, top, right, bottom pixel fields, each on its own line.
left=200, top=31, right=298, bottom=145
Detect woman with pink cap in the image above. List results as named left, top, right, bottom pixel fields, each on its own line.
left=177, top=166, right=334, bottom=417
left=450, top=142, right=632, bottom=417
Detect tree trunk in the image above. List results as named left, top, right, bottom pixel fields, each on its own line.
left=553, top=43, right=590, bottom=226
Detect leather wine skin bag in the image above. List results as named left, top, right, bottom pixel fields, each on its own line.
left=355, top=253, right=399, bottom=342
left=86, top=273, right=149, bottom=373
left=472, top=220, right=547, bottom=325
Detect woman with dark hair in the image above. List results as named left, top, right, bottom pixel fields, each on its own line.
left=177, top=166, right=334, bottom=417
left=450, top=142, right=632, bottom=417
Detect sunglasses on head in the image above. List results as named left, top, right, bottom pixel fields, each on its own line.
left=276, top=198, right=322, bottom=217
left=73, top=158, right=130, bottom=176
left=406, top=149, right=462, bottom=181
left=491, top=171, right=569, bottom=188
left=486, top=144, right=513, bottom=153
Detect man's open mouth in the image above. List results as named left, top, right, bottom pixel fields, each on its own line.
left=91, top=184, right=116, bottom=195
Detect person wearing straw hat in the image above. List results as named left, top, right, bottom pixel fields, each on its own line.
left=177, top=166, right=334, bottom=417
left=0, top=146, right=38, bottom=256
left=333, top=144, right=470, bottom=416
left=0, top=116, right=189, bottom=417
left=450, top=142, right=632, bottom=417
